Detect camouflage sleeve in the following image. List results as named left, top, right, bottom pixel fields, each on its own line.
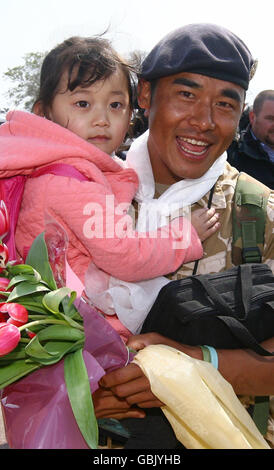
left=263, top=190, right=274, bottom=273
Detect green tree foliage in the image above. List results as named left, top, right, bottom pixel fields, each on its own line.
left=4, top=52, right=45, bottom=111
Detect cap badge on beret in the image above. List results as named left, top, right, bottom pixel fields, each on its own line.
left=249, top=59, right=258, bottom=81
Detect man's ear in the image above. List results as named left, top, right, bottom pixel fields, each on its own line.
left=32, top=100, right=45, bottom=117
left=249, top=110, right=255, bottom=126
left=137, top=79, right=152, bottom=116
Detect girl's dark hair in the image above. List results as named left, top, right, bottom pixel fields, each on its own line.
left=34, top=36, right=137, bottom=109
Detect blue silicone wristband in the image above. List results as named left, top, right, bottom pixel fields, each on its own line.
left=204, top=345, right=219, bottom=369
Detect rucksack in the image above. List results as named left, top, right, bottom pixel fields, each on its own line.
left=142, top=171, right=272, bottom=348
left=0, top=163, right=88, bottom=261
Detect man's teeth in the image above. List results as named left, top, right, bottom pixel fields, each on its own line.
left=179, top=137, right=208, bottom=146
left=177, top=137, right=209, bottom=155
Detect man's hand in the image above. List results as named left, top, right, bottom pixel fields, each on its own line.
left=127, top=332, right=203, bottom=360
left=99, top=362, right=164, bottom=408
left=127, top=332, right=168, bottom=351
left=93, top=332, right=204, bottom=420
left=93, top=387, right=146, bottom=419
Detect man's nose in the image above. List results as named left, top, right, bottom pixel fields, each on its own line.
left=188, top=103, right=216, bottom=131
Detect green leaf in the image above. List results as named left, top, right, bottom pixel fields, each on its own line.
left=42, top=288, right=73, bottom=314
left=6, top=264, right=38, bottom=277
left=62, top=296, right=83, bottom=321
left=12, top=293, right=50, bottom=314
left=42, top=290, right=84, bottom=330
left=45, top=339, right=84, bottom=357
left=57, top=311, right=85, bottom=330
left=0, top=359, right=41, bottom=389
left=0, top=343, right=27, bottom=363
left=7, top=272, right=42, bottom=288
left=25, top=331, right=84, bottom=365
left=64, top=349, right=98, bottom=449
left=37, top=324, right=85, bottom=342
left=6, top=281, right=50, bottom=302
left=25, top=232, right=57, bottom=290
left=25, top=335, right=57, bottom=361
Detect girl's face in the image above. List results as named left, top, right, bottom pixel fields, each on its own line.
left=45, top=68, right=132, bottom=155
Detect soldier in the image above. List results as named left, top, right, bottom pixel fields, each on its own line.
left=94, top=24, right=274, bottom=448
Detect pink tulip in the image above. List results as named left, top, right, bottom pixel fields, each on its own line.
left=0, top=303, right=28, bottom=327
left=0, top=277, right=11, bottom=299
left=0, top=322, right=20, bottom=356
left=0, top=201, right=9, bottom=240
left=26, top=329, right=36, bottom=339
left=0, top=243, right=9, bottom=272
left=0, top=313, right=6, bottom=323
left=0, top=277, right=10, bottom=290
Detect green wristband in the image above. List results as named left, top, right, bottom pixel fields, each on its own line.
left=200, top=345, right=211, bottom=363
left=200, top=345, right=218, bottom=369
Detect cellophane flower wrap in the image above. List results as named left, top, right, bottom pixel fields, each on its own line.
left=0, top=209, right=130, bottom=449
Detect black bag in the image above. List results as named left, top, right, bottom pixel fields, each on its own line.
left=141, top=263, right=274, bottom=356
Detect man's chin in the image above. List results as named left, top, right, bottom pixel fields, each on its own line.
left=265, top=138, right=274, bottom=149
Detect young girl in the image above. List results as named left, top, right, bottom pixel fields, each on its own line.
left=0, top=36, right=219, bottom=339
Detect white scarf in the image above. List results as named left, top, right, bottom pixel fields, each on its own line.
left=86, top=131, right=227, bottom=334
left=126, top=130, right=227, bottom=230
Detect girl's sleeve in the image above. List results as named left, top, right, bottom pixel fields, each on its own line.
left=48, top=178, right=203, bottom=282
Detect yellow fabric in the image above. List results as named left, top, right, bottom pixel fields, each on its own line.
left=134, top=345, right=270, bottom=449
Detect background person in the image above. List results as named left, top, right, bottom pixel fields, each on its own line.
left=228, top=90, right=274, bottom=189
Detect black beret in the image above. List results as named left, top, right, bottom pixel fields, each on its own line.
left=141, top=23, right=256, bottom=90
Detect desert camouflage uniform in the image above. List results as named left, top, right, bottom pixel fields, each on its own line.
left=133, top=162, right=274, bottom=447
left=153, top=163, right=273, bottom=280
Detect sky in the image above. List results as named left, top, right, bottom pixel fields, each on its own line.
left=0, top=0, right=273, bottom=114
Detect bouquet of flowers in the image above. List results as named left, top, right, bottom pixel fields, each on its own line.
left=0, top=202, right=129, bottom=449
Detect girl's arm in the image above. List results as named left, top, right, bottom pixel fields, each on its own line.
left=48, top=178, right=219, bottom=281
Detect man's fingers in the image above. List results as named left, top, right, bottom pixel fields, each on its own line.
left=125, top=391, right=164, bottom=407
left=96, top=409, right=146, bottom=419
left=109, top=375, right=151, bottom=399
left=99, top=363, right=143, bottom=388
left=93, top=388, right=130, bottom=411
left=134, top=399, right=164, bottom=408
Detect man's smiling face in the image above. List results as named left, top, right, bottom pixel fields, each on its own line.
left=138, top=72, right=245, bottom=183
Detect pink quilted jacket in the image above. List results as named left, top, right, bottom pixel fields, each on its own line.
left=0, top=111, right=202, bottom=286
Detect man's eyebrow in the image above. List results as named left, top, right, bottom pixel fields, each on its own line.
left=173, top=77, right=201, bottom=88
left=173, top=77, right=242, bottom=103
left=221, top=88, right=242, bottom=103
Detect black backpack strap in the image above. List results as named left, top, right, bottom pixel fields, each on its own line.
left=216, top=315, right=274, bottom=356
left=192, top=264, right=252, bottom=320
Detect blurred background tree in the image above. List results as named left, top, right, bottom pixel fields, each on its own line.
left=3, top=51, right=45, bottom=111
